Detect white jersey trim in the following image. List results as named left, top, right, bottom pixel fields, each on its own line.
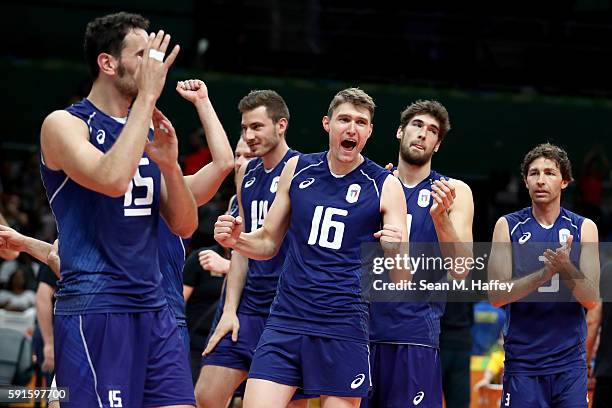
left=561, top=215, right=579, bottom=231
left=49, top=176, right=69, bottom=205
left=79, top=315, right=103, bottom=408
left=509, top=217, right=531, bottom=236
left=359, top=169, right=380, bottom=198
left=291, top=160, right=324, bottom=180
left=243, top=161, right=263, bottom=179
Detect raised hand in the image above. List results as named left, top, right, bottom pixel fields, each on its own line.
left=176, top=79, right=209, bottom=104
left=430, top=178, right=456, bottom=217
left=134, top=30, right=180, bottom=100
left=214, top=215, right=243, bottom=249
left=145, top=108, right=179, bottom=171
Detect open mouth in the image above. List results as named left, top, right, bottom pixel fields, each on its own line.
left=341, top=139, right=357, bottom=151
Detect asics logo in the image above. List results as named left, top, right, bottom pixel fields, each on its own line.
left=244, top=177, right=256, bottom=188
left=413, top=391, right=425, bottom=405
left=518, top=232, right=531, bottom=244
left=299, top=178, right=315, bottom=189
left=350, top=373, right=365, bottom=389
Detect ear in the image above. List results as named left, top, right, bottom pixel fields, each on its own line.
left=322, top=116, right=330, bottom=132
left=98, top=53, right=117, bottom=76
left=366, top=123, right=373, bottom=140
left=396, top=126, right=403, bottom=141
left=561, top=179, right=569, bottom=190
left=434, top=140, right=442, bottom=153
left=277, top=117, right=288, bottom=137
left=523, top=177, right=529, bottom=189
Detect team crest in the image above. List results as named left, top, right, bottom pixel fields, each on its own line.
left=346, top=184, right=361, bottom=203
left=559, top=228, right=570, bottom=244
left=270, top=176, right=280, bottom=193
left=417, top=189, right=431, bottom=208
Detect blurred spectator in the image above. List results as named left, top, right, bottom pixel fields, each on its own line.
left=472, top=301, right=506, bottom=355
left=0, top=268, right=36, bottom=311
left=184, top=129, right=212, bottom=176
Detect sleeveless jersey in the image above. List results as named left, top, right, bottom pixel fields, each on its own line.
left=266, top=152, right=390, bottom=342
left=239, top=149, right=299, bottom=315
left=503, top=206, right=586, bottom=374
left=369, top=170, right=447, bottom=346
left=41, top=98, right=165, bottom=314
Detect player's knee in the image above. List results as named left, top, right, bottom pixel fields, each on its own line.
left=195, top=373, right=230, bottom=408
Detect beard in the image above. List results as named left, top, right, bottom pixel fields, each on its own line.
left=400, top=141, right=434, bottom=166
left=115, top=62, right=138, bottom=100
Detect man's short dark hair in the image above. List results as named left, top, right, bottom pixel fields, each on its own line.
left=521, top=143, right=574, bottom=182
left=399, top=100, right=451, bottom=141
left=84, top=12, right=149, bottom=78
left=238, top=90, right=290, bottom=126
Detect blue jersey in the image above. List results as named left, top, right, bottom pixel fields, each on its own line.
left=158, top=219, right=191, bottom=326
left=266, top=152, right=390, bottom=342
left=239, top=149, right=299, bottom=316
left=503, top=206, right=586, bottom=374
left=369, top=170, right=447, bottom=346
left=41, top=98, right=166, bottom=315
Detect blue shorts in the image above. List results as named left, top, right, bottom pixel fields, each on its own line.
left=179, top=325, right=190, bottom=361
left=54, top=308, right=195, bottom=407
left=501, top=368, right=588, bottom=408
left=249, top=327, right=371, bottom=397
left=201, top=312, right=266, bottom=372
left=361, top=343, right=442, bottom=408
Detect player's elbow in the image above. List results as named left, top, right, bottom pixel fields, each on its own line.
left=172, top=219, right=198, bottom=239
left=488, top=294, right=507, bottom=309
left=217, top=156, right=235, bottom=176
left=103, top=176, right=132, bottom=198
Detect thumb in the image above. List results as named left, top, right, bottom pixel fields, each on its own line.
left=231, top=323, right=239, bottom=342
left=373, top=230, right=382, bottom=238
left=234, top=216, right=243, bottom=226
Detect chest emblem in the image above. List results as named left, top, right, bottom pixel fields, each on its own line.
left=417, top=189, right=431, bottom=208
left=346, top=183, right=361, bottom=203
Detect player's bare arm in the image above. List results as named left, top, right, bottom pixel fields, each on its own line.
left=378, top=174, right=410, bottom=282
left=585, top=301, right=602, bottom=368
left=214, top=156, right=297, bottom=260
left=178, top=79, right=234, bottom=205
left=0, top=224, right=57, bottom=269
left=431, top=178, right=474, bottom=279
left=150, top=108, right=198, bottom=238
left=543, top=219, right=600, bottom=310
left=36, top=281, right=56, bottom=373
left=488, top=217, right=555, bottom=307
left=41, top=31, right=179, bottom=197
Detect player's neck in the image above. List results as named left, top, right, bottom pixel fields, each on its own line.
left=262, top=139, right=290, bottom=170
left=531, top=201, right=561, bottom=226
left=327, top=152, right=364, bottom=175
left=397, top=158, right=432, bottom=187
left=87, top=81, right=132, bottom=118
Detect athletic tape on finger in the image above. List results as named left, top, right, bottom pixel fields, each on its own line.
left=148, top=49, right=165, bottom=62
